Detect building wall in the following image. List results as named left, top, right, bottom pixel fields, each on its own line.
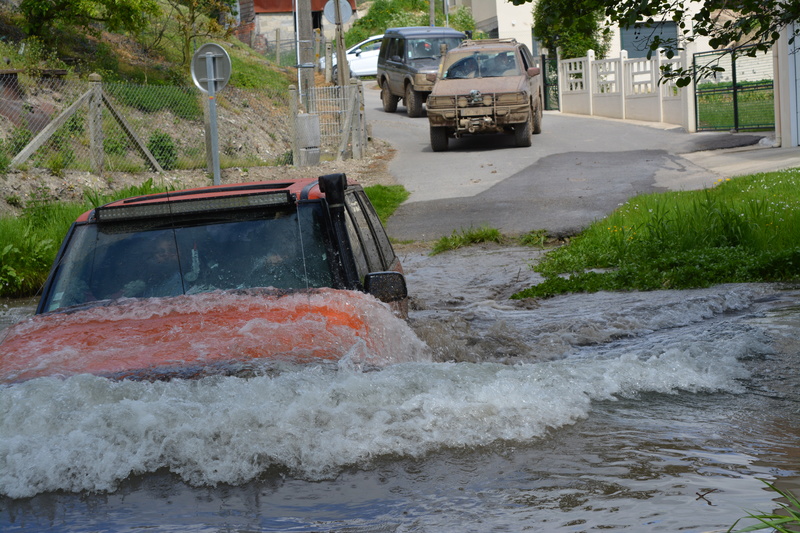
left=454, top=0, right=534, bottom=50
left=495, top=0, right=534, bottom=51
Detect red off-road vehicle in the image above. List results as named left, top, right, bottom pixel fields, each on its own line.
left=0, top=174, right=414, bottom=382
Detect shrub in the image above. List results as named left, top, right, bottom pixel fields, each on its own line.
left=148, top=131, right=178, bottom=170
left=103, top=137, right=128, bottom=155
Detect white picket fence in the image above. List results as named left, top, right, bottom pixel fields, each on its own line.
left=558, top=48, right=695, bottom=132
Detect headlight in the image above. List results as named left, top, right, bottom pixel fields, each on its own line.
left=414, top=73, right=431, bottom=85
left=428, top=96, right=454, bottom=107
left=495, top=92, right=528, bottom=105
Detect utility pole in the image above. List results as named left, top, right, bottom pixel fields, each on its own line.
left=297, top=0, right=315, bottom=109
left=334, top=0, right=350, bottom=86
left=429, top=0, right=435, bottom=26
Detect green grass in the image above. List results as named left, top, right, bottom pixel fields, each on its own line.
left=0, top=180, right=173, bottom=297
left=728, top=480, right=800, bottom=532
left=513, top=168, right=800, bottom=299
left=364, top=184, right=409, bottom=224
left=431, top=225, right=503, bottom=255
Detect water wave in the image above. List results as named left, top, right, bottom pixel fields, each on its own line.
left=1, top=340, right=753, bottom=499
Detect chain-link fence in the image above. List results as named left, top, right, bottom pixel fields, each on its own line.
left=260, top=31, right=328, bottom=70
left=0, top=71, right=297, bottom=174
left=307, top=82, right=366, bottom=158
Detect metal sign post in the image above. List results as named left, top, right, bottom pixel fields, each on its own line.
left=191, top=43, right=232, bottom=186
left=324, top=0, right=352, bottom=86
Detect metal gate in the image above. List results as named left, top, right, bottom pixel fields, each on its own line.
left=694, top=46, right=774, bottom=131
left=540, top=54, right=559, bottom=110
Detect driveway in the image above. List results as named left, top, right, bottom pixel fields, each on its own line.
left=361, top=82, right=789, bottom=241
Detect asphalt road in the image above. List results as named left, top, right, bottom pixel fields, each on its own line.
left=361, top=82, right=774, bottom=241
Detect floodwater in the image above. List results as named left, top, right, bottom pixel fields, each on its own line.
left=1, top=245, right=799, bottom=532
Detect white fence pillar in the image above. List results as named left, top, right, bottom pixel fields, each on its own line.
left=681, top=42, right=697, bottom=132
left=619, top=50, right=627, bottom=120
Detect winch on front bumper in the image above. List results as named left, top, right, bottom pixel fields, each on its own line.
left=426, top=90, right=530, bottom=134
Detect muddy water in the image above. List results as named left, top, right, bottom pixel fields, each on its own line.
left=2, top=245, right=800, bottom=532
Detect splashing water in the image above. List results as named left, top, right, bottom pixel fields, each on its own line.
left=1, top=246, right=800, bottom=532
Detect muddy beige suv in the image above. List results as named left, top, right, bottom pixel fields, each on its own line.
left=425, top=39, right=543, bottom=151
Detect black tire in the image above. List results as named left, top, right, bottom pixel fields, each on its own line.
left=532, top=94, right=543, bottom=135
left=430, top=126, right=449, bottom=152
left=331, top=65, right=338, bottom=82
left=405, top=84, right=423, bottom=117
left=514, top=114, right=532, bottom=147
left=381, top=82, right=399, bottom=113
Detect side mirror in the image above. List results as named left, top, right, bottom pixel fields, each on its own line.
left=363, top=271, right=408, bottom=303
left=528, top=67, right=541, bottom=77
left=354, top=49, right=362, bottom=57
left=391, top=55, right=402, bottom=63
left=426, top=73, right=437, bottom=82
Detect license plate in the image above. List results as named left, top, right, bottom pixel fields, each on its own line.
left=459, top=107, right=490, bottom=117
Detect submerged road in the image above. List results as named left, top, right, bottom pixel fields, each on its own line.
left=360, top=82, right=796, bottom=241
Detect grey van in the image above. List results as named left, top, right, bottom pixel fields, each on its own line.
left=376, top=26, right=465, bottom=117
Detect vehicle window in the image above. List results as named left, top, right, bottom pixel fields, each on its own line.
left=362, top=40, right=382, bottom=53
left=355, top=191, right=396, bottom=270
left=519, top=48, right=531, bottom=70
left=482, top=51, right=521, bottom=77
left=408, top=39, right=435, bottom=59
left=41, top=204, right=336, bottom=312
left=444, top=54, right=479, bottom=79
left=343, top=210, right=369, bottom=283
left=344, top=192, right=383, bottom=273
left=395, top=38, right=405, bottom=61
left=385, top=37, right=402, bottom=61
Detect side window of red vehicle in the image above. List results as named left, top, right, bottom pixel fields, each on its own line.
left=343, top=191, right=384, bottom=279
left=354, top=191, right=396, bottom=269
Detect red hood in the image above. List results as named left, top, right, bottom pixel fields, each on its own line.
left=0, top=288, right=424, bottom=383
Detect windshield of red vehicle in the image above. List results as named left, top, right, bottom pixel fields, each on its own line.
left=41, top=203, right=336, bottom=312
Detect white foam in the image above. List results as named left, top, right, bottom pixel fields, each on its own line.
left=0, top=341, right=752, bottom=498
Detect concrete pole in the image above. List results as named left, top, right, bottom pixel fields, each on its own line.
left=297, top=0, right=315, bottom=109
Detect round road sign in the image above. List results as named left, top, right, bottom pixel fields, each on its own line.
left=323, top=0, right=352, bottom=24
left=191, top=43, right=232, bottom=94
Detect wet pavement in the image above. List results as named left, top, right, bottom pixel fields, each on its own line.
left=361, top=83, right=800, bottom=241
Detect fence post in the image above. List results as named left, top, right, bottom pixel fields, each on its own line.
left=619, top=49, right=627, bottom=120
left=325, top=42, right=333, bottom=83
left=289, top=85, right=298, bottom=165
left=88, top=73, right=104, bottom=173
left=731, top=49, right=739, bottom=132
left=350, top=78, right=363, bottom=158
left=655, top=49, right=664, bottom=122
left=681, top=41, right=697, bottom=133
left=586, top=49, right=595, bottom=116
left=275, top=29, right=281, bottom=64
left=358, top=79, right=367, bottom=156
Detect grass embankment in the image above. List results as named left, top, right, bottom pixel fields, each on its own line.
left=513, top=168, right=800, bottom=298
left=0, top=183, right=409, bottom=298
left=427, top=168, right=800, bottom=297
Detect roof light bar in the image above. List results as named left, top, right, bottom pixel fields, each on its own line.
left=96, top=191, right=294, bottom=222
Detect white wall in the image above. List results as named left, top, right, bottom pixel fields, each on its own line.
left=453, top=0, right=534, bottom=50
left=494, top=1, right=534, bottom=51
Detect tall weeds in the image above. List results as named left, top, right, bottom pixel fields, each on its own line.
left=0, top=179, right=169, bottom=298
left=514, top=168, right=800, bottom=298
